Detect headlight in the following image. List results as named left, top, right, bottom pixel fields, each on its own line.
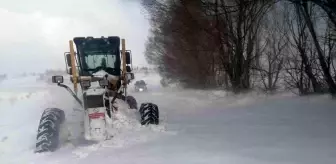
left=81, top=80, right=91, bottom=87
left=139, top=88, right=143, bottom=91
left=99, top=79, right=108, bottom=87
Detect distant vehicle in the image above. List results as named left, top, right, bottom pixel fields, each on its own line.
left=134, top=80, right=147, bottom=92
left=0, top=74, right=7, bottom=82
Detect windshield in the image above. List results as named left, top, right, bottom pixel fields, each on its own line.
left=84, top=52, right=116, bottom=69
left=81, top=50, right=117, bottom=75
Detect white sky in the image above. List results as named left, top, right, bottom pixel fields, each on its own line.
left=0, top=0, right=150, bottom=74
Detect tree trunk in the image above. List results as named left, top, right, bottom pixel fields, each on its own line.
left=300, top=3, right=336, bottom=95
left=298, top=48, right=321, bottom=92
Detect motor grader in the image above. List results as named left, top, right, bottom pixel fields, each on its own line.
left=35, top=36, right=159, bottom=153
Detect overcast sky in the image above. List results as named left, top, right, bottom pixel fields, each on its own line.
left=0, top=0, right=150, bottom=74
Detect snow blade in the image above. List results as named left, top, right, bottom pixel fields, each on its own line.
left=139, top=103, right=159, bottom=125
left=35, top=108, right=65, bottom=153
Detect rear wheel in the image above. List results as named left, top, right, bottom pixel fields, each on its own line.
left=139, top=103, right=159, bottom=125
left=35, top=108, right=65, bottom=153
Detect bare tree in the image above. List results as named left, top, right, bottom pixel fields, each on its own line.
left=283, top=2, right=324, bottom=94
left=141, top=0, right=335, bottom=96
left=200, top=0, right=274, bottom=92
left=296, top=1, right=336, bottom=96
left=322, top=22, right=336, bottom=82
left=289, top=0, right=336, bottom=27
left=142, top=0, right=219, bottom=88
left=254, top=5, right=287, bottom=92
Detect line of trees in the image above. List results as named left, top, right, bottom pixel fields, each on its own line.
left=141, top=0, right=336, bottom=96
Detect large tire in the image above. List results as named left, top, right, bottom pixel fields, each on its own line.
left=139, top=103, right=159, bottom=125
left=35, top=108, right=65, bottom=153
left=126, top=95, right=137, bottom=109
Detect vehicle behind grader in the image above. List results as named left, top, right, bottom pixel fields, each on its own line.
left=35, top=36, right=159, bottom=153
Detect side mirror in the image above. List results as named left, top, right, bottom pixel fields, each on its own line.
left=125, top=51, right=131, bottom=64
left=52, top=76, right=64, bottom=83
left=65, top=53, right=72, bottom=67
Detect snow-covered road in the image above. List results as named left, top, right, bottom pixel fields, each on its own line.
left=1, top=73, right=336, bottom=164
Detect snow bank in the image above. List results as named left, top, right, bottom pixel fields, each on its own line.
left=1, top=71, right=336, bottom=164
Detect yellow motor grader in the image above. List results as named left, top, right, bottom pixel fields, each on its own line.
left=35, top=36, right=159, bottom=153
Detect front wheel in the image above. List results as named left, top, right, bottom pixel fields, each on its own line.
left=139, top=103, right=159, bottom=125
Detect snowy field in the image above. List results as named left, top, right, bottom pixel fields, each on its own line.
left=0, top=72, right=336, bottom=164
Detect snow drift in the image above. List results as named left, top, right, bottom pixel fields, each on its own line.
left=1, top=72, right=336, bottom=164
